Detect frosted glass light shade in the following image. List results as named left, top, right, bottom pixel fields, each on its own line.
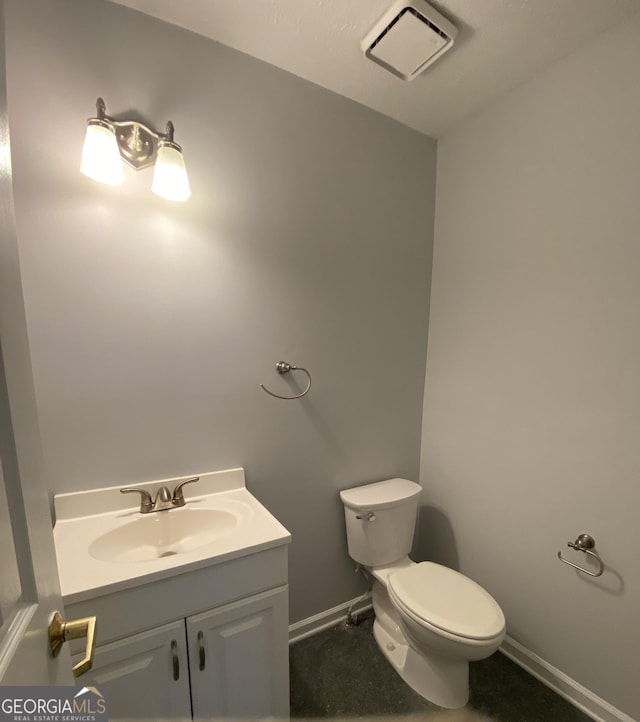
left=151, top=143, right=191, bottom=201
left=80, top=121, right=124, bottom=185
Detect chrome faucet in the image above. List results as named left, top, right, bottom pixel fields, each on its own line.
left=120, top=477, right=200, bottom=513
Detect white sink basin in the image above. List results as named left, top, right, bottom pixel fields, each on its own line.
left=88, top=507, right=239, bottom=563
left=53, top=468, right=291, bottom=603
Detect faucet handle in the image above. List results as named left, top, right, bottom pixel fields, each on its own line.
left=120, top=487, right=153, bottom=513
left=172, top=477, right=200, bottom=507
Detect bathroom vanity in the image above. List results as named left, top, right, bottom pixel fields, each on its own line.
left=53, top=468, right=291, bottom=720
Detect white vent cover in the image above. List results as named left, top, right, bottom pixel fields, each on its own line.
left=362, top=0, right=457, bottom=81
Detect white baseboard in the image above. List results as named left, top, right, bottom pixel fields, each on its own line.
left=288, top=594, right=372, bottom=645
left=501, top=636, right=636, bottom=722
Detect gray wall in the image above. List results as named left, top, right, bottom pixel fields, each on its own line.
left=4, top=0, right=436, bottom=623
left=421, top=14, right=640, bottom=720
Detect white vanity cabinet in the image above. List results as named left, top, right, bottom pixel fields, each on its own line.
left=66, top=544, right=290, bottom=720
left=73, top=585, right=289, bottom=720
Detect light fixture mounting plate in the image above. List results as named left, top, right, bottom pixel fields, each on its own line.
left=113, top=120, right=158, bottom=170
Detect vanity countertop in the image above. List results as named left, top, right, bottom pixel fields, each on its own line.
left=53, top=467, right=291, bottom=604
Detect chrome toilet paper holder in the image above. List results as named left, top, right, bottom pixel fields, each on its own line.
left=557, top=533, right=604, bottom=577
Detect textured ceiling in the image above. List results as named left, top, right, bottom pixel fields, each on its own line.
left=109, top=0, right=640, bottom=138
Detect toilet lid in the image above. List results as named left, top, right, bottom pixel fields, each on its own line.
left=388, top=562, right=505, bottom=640
left=340, top=478, right=421, bottom=510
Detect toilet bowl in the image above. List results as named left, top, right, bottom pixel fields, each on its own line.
left=340, top=479, right=506, bottom=709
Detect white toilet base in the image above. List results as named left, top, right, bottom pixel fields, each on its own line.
left=370, top=577, right=470, bottom=709
left=373, top=618, right=469, bottom=709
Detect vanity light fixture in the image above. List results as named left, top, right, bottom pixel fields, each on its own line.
left=80, top=97, right=191, bottom=201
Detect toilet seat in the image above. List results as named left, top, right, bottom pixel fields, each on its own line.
left=387, top=562, right=505, bottom=641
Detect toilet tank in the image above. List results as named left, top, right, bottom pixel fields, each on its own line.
left=340, top=478, right=422, bottom=567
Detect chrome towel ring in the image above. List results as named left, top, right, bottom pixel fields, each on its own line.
left=260, top=361, right=312, bottom=400
left=557, top=533, right=604, bottom=577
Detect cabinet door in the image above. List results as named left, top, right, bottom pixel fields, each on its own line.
left=73, top=619, right=192, bottom=720
left=188, top=586, right=289, bottom=720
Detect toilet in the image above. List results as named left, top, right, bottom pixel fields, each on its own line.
left=340, top=478, right=505, bottom=709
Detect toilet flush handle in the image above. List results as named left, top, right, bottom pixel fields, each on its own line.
left=356, top=511, right=376, bottom=522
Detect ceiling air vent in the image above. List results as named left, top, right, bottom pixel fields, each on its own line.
left=362, top=0, right=457, bottom=81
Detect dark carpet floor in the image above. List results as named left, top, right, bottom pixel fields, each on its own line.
left=289, top=614, right=592, bottom=722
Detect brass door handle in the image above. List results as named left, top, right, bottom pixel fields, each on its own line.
left=48, top=611, right=97, bottom=678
